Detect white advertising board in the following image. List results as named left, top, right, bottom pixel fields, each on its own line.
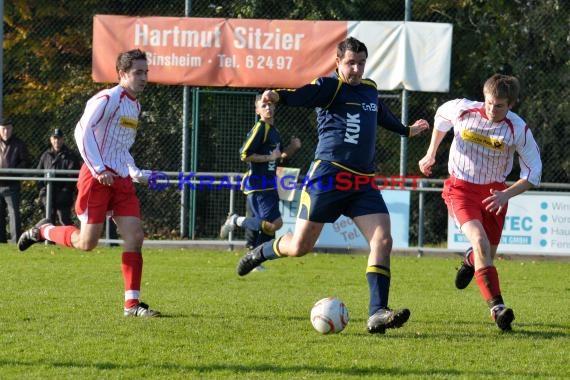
left=448, top=193, right=570, bottom=256
left=278, top=190, right=410, bottom=249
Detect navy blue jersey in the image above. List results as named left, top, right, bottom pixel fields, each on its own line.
left=277, top=72, right=409, bottom=174
left=240, top=121, right=282, bottom=193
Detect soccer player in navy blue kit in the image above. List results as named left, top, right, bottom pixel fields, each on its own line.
left=236, top=37, right=429, bottom=334
left=220, top=93, right=292, bottom=252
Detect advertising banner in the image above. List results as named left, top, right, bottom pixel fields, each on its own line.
left=93, top=15, right=452, bottom=91
left=275, top=167, right=300, bottom=202
left=448, top=193, right=570, bottom=256
left=278, top=190, right=410, bottom=249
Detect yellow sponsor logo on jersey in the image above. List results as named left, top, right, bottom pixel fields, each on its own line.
left=461, top=130, right=504, bottom=150
left=119, top=117, right=139, bottom=129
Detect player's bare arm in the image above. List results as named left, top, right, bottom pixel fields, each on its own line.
left=243, top=148, right=282, bottom=163
left=283, top=136, right=301, bottom=156
left=419, top=128, right=447, bottom=176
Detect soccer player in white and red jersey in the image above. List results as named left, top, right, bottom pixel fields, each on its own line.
left=419, top=74, right=542, bottom=331
left=18, top=49, right=160, bottom=318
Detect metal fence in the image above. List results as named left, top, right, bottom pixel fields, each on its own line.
left=4, top=168, right=569, bottom=255
left=2, top=0, right=569, bottom=246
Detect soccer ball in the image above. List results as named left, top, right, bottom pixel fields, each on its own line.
left=310, top=297, right=349, bottom=334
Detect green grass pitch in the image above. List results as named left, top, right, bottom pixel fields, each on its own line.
left=1, top=245, right=568, bottom=379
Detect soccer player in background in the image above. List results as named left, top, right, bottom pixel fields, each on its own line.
left=220, top=94, right=301, bottom=256
left=241, top=135, right=301, bottom=252
left=18, top=49, right=160, bottom=318
left=418, top=74, right=542, bottom=331
left=236, top=37, right=429, bottom=334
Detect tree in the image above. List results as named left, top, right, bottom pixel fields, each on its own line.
left=3, top=0, right=568, bottom=240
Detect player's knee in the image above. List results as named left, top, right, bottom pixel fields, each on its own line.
left=76, top=239, right=98, bottom=251
left=123, top=235, right=144, bottom=250
left=370, top=235, right=393, bottom=253
left=264, top=218, right=283, bottom=233
left=273, top=218, right=283, bottom=231
left=132, top=228, right=144, bottom=243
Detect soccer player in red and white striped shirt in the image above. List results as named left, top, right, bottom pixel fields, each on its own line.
left=419, top=74, right=542, bottom=331
left=19, top=49, right=160, bottom=317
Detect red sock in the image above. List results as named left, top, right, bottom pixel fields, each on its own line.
left=122, top=252, right=143, bottom=308
left=41, top=225, right=78, bottom=247
left=475, top=266, right=502, bottom=303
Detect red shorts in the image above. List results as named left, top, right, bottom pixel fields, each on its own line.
left=442, top=176, right=508, bottom=245
left=75, top=164, right=141, bottom=224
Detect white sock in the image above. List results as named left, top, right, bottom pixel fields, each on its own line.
left=42, top=225, right=56, bottom=241
left=125, top=290, right=140, bottom=302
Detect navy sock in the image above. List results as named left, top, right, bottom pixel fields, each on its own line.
left=366, top=265, right=391, bottom=316
left=256, top=231, right=275, bottom=246
left=260, top=237, right=283, bottom=260
left=244, top=228, right=259, bottom=248
left=241, top=216, right=262, bottom=231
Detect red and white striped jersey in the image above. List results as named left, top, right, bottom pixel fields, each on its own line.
left=435, top=99, right=542, bottom=185
left=74, top=85, right=146, bottom=179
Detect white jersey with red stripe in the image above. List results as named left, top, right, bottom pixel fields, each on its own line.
left=435, top=98, right=542, bottom=185
left=74, top=85, right=146, bottom=179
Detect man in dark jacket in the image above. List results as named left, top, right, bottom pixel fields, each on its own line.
left=37, top=129, right=80, bottom=225
left=0, top=118, right=29, bottom=243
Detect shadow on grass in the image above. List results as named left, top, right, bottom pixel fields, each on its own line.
left=388, top=320, right=570, bottom=340
left=508, top=324, right=570, bottom=338
left=0, top=359, right=560, bottom=378
left=276, top=314, right=570, bottom=340
left=223, top=312, right=570, bottom=340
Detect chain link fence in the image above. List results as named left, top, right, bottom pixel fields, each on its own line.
left=3, top=0, right=569, bottom=246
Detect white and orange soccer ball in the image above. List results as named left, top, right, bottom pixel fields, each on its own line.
left=310, top=297, right=349, bottom=334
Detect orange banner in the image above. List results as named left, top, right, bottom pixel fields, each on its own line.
left=93, top=15, right=346, bottom=88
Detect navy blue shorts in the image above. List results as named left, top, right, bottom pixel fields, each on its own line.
left=297, top=160, right=389, bottom=223
left=247, top=190, right=281, bottom=222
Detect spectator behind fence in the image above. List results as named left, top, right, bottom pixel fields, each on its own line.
left=36, top=128, right=80, bottom=225
left=0, top=118, right=29, bottom=243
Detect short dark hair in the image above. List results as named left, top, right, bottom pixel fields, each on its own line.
left=0, top=117, right=13, bottom=126
left=337, top=37, right=368, bottom=59
left=116, top=49, right=147, bottom=74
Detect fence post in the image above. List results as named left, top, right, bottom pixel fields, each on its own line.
left=188, top=87, right=200, bottom=239
left=227, top=175, right=236, bottom=251
left=44, top=171, right=53, bottom=221
left=180, top=86, right=190, bottom=238
left=417, top=179, right=425, bottom=257
left=43, top=171, right=54, bottom=245
left=399, top=0, right=412, bottom=176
